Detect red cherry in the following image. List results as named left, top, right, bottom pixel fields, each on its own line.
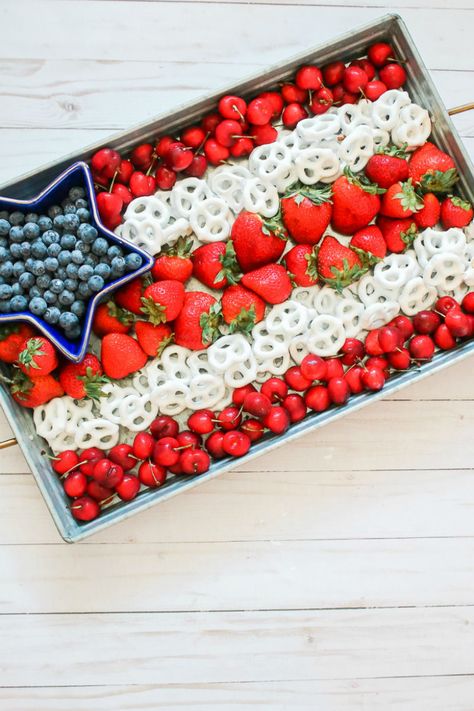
left=165, top=142, right=193, bottom=172
left=71, top=496, right=100, bottom=522
left=327, top=376, right=350, bottom=405
left=300, top=353, right=327, bottom=380
left=305, top=385, right=330, bottom=412
left=132, top=432, right=155, bottom=460
left=63, top=471, right=87, bottom=498
left=351, top=58, right=376, bottom=81
left=222, top=430, right=251, bottom=457
left=295, top=65, right=323, bottom=91
left=180, top=448, right=210, bottom=475
left=79, top=447, right=105, bottom=476
left=409, top=335, right=435, bottom=361
left=281, top=83, right=308, bottom=104
left=340, top=338, right=365, bottom=366
left=204, top=138, right=230, bottom=165
left=368, top=42, right=394, bottom=67
left=181, top=125, right=206, bottom=149
left=109, top=443, right=136, bottom=471
left=218, top=95, right=247, bottom=120
left=322, top=61, right=345, bottom=86
left=201, top=112, right=221, bottom=135
left=111, top=183, right=133, bottom=207
left=138, top=461, right=166, bottom=487
left=116, top=474, right=140, bottom=501
left=331, top=84, right=345, bottom=105
left=361, top=367, right=386, bottom=391
left=261, top=377, right=288, bottom=403
left=284, top=366, right=312, bottom=392
left=155, top=165, right=177, bottom=190
left=378, top=326, right=402, bottom=353
left=343, top=65, right=368, bottom=93
left=344, top=365, right=364, bottom=394
left=251, top=123, right=278, bottom=146
left=258, top=91, right=284, bottom=118
left=263, top=406, right=290, bottom=434
left=364, top=80, right=387, bottom=101
left=153, top=436, right=180, bottom=467
left=87, top=480, right=113, bottom=503
left=52, top=449, right=79, bottom=475
left=243, top=391, right=272, bottom=418
left=462, top=292, right=474, bottom=314
left=206, top=430, right=226, bottom=459
left=215, top=119, right=242, bottom=148
left=379, top=63, right=407, bottom=90
left=176, top=430, right=201, bottom=449
left=413, top=310, right=441, bottom=335
left=130, top=143, right=154, bottom=171
left=365, top=356, right=389, bottom=375
left=216, top=406, right=242, bottom=431
left=445, top=309, right=470, bottom=337
left=324, top=358, right=344, bottom=380
left=155, top=136, right=175, bottom=159
left=389, top=315, right=414, bottom=341
left=365, top=329, right=384, bottom=356
left=310, top=87, right=333, bottom=115
left=150, top=416, right=179, bottom=439
left=434, top=323, right=456, bottom=350
left=92, top=459, right=124, bottom=488
left=282, top=393, right=307, bottom=423
left=117, top=159, right=134, bottom=184
left=188, top=409, right=215, bottom=435
left=388, top=347, right=411, bottom=370
left=91, top=148, right=121, bottom=179
left=341, top=90, right=358, bottom=105
left=436, top=296, right=460, bottom=316
left=241, top=418, right=265, bottom=442
left=230, top=137, right=254, bottom=158
left=282, top=103, right=308, bottom=128
left=247, top=97, right=273, bottom=125
left=129, top=171, right=155, bottom=197
left=96, top=191, right=123, bottom=222
left=232, top=384, right=257, bottom=406
left=184, top=155, right=208, bottom=178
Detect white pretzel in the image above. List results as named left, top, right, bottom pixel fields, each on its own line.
left=255, top=352, right=291, bottom=381
left=131, top=370, right=151, bottom=396
left=242, top=177, right=280, bottom=217
left=208, top=166, right=249, bottom=214
left=185, top=373, right=226, bottom=410
left=372, top=90, right=411, bottom=131
left=391, top=103, right=431, bottom=149
left=372, top=128, right=390, bottom=151
left=357, top=273, right=399, bottom=306
left=75, top=419, right=120, bottom=451
left=414, top=227, right=466, bottom=268
left=335, top=299, right=366, bottom=338
left=295, top=113, right=341, bottom=144
left=124, top=195, right=172, bottom=225
left=49, top=430, right=78, bottom=454
left=151, top=380, right=190, bottom=416
left=362, top=301, right=400, bottom=330
left=265, top=300, right=311, bottom=337
left=313, top=285, right=342, bottom=315
left=187, top=350, right=213, bottom=376
left=189, top=197, right=232, bottom=243
left=423, top=252, right=465, bottom=291
left=208, top=334, right=251, bottom=372
left=292, top=286, right=319, bottom=309
left=118, top=215, right=190, bottom=256
left=446, top=282, right=470, bottom=302
left=338, top=125, right=374, bottom=173
left=34, top=397, right=69, bottom=442
left=161, top=345, right=192, bottom=384
left=338, top=100, right=373, bottom=134
left=252, top=331, right=289, bottom=362
left=294, top=146, right=341, bottom=185
left=144, top=358, right=167, bottom=389
left=118, top=393, right=157, bottom=432
left=248, top=142, right=297, bottom=193
left=224, top=355, right=258, bottom=388
left=277, top=130, right=301, bottom=153
left=99, top=384, right=138, bottom=425
left=374, top=252, right=419, bottom=291
left=463, top=241, right=474, bottom=286
left=170, top=178, right=212, bottom=219
left=306, top=314, right=346, bottom=357
left=399, top=276, right=437, bottom=315
left=289, top=335, right=310, bottom=365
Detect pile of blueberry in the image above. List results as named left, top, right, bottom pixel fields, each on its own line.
left=0, top=187, right=143, bottom=340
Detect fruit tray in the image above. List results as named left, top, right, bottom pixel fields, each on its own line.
left=1, top=13, right=474, bottom=542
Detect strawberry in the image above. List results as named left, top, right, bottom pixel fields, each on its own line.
left=135, top=321, right=173, bottom=357
left=11, top=372, right=63, bottom=408
left=316, top=235, right=366, bottom=289
left=281, top=183, right=332, bottom=245
left=408, top=142, right=458, bottom=193
left=92, top=301, right=134, bottom=336
left=414, top=192, right=441, bottom=229
left=331, top=170, right=383, bottom=235
left=141, top=280, right=185, bottom=324
left=350, top=225, right=387, bottom=264
left=0, top=324, right=35, bottom=363
left=174, top=291, right=221, bottom=350
left=151, top=237, right=193, bottom=283
left=221, top=284, right=266, bottom=333
left=115, top=277, right=146, bottom=315
left=376, top=216, right=417, bottom=253
left=380, top=179, right=423, bottom=218
left=59, top=353, right=108, bottom=401
left=240, top=263, right=292, bottom=305
left=17, top=337, right=57, bottom=376
left=100, top=333, right=148, bottom=379
left=283, top=244, right=318, bottom=286
left=231, top=211, right=286, bottom=273
left=440, top=196, right=474, bottom=229
left=364, top=146, right=409, bottom=189
left=192, top=241, right=240, bottom=290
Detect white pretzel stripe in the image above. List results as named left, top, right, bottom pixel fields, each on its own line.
left=399, top=276, right=437, bottom=315
left=391, top=103, right=431, bottom=148
left=338, top=125, right=374, bottom=172
left=294, top=146, right=341, bottom=184
left=75, top=419, right=120, bottom=451
left=249, top=142, right=297, bottom=193
left=208, top=334, right=252, bottom=372
left=185, top=374, right=226, bottom=410
left=190, top=197, right=232, bottom=243
left=423, top=252, right=465, bottom=291
left=170, top=178, right=212, bottom=219
left=306, top=314, right=346, bottom=357
left=372, top=90, right=411, bottom=131
left=152, top=380, right=190, bottom=416
left=265, top=300, right=311, bottom=337
left=336, top=299, right=366, bottom=338
left=208, top=166, right=249, bottom=214
left=374, top=252, right=419, bottom=290
left=362, top=301, right=400, bottom=330
left=242, top=177, right=280, bottom=217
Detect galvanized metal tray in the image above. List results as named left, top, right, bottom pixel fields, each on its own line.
left=1, top=13, right=474, bottom=542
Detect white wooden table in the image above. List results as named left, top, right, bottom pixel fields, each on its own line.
left=1, top=1, right=474, bottom=708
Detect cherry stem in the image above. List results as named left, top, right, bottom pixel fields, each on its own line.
left=146, top=156, right=158, bottom=177
left=232, top=104, right=245, bottom=122
left=195, top=131, right=211, bottom=156
left=108, top=170, right=118, bottom=193
left=232, top=134, right=256, bottom=140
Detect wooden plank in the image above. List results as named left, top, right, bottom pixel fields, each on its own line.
left=0, top=606, right=473, bottom=685
left=0, top=3, right=473, bottom=71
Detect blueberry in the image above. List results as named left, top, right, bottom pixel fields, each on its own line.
left=0, top=211, right=8, bottom=221
left=0, top=237, right=8, bottom=248
left=78, top=264, right=94, bottom=281
left=63, top=213, right=80, bottom=232
left=58, top=289, right=75, bottom=306
left=0, top=301, right=11, bottom=314
left=76, top=208, right=90, bottom=223
left=69, top=187, right=86, bottom=201
left=0, top=284, right=12, bottom=300
left=38, top=215, right=53, bottom=233
left=64, top=278, right=78, bottom=292
left=0, top=219, right=10, bottom=236
left=0, top=246, right=10, bottom=262
left=31, top=260, right=46, bottom=277
left=0, top=276, right=6, bottom=285
left=57, top=267, right=67, bottom=280
left=44, top=306, right=60, bottom=324
left=12, top=261, right=25, bottom=279
left=60, top=233, right=76, bottom=250
left=62, top=201, right=76, bottom=215
left=71, top=249, right=84, bottom=265
left=43, top=290, right=57, bottom=305
left=9, top=226, right=24, bottom=243
left=44, top=256, right=59, bottom=272
left=87, top=275, right=104, bottom=293
left=42, top=229, right=60, bottom=247
left=59, top=311, right=79, bottom=331
left=53, top=214, right=65, bottom=230
left=47, top=243, right=61, bottom=258
left=11, top=283, right=24, bottom=297
left=77, top=223, right=97, bottom=242
left=125, top=253, right=143, bottom=271
left=48, top=205, right=62, bottom=219
left=57, top=250, right=72, bottom=267
left=65, top=323, right=82, bottom=340
left=75, top=239, right=90, bottom=254
left=85, top=254, right=99, bottom=267
left=75, top=198, right=88, bottom=210
left=29, top=285, right=42, bottom=299
left=77, top=282, right=91, bottom=299
left=50, top=279, right=64, bottom=294
left=9, top=243, right=22, bottom=260
left=94, top=262, right=111, bottom=280
left=92, top=237, right=109, bottom=256
left=19, top=272, right=35, bottom=290
left=0, top=261, right=13, bottom=279
left=36, top=274, right=51, bottom=290
left=110, top=256, right=126, bottom=276
left=71, top=300, right=85, bottom=318
left=107, top=244, right=123, bottom=260
left=9, top=211, right=24, bottom=226
left=23, top=222, right=40, bottom=240
left=29, top=296, right=47, bottom=316
left=31, top=240, right=47, bottom=259
left=20, top=241, right=31, bottom=259
left=66, top=262, right=78, bottom=278
left=25, top=258, right=35, bottom=272
left=10, top=295, right=28, bottom=312
left=25, top=213, right=39, bottom=224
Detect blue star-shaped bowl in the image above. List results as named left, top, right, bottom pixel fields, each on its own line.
left=0, top=162, right=153, bottom=362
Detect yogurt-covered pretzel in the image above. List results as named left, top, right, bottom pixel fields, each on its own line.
left=294, top=146, right=341, bottom=184
left=295, top=113, right=341, bottom=145
left=357, top=273, right=399, bottom=306
left=391, top=103, right=431, bottom=148
left=362, top=301, right=400, bottom=330
left=252, top=330, right=289, bottom=362
left=118, top=214, right=190, bottom=256
left=414, top=227, right=466, bottom=268
left=144, top=357, right=168, bottom=389
left=289, top=335, right=310, bottom=365
left=34, top=396, right=71, bottom=442
left=208, top=165, right=249, bottom=214
left=338, top=125, right=374, bottom=172
left=151, top=380, right=190, bottom=416
left=423, top=252, right=465, bottom=291
left=161, top=345, right=192, bottom=384
left=265, top=300, right=311, bottom=337
left=306, top=314, right=346, bottom=357
left=338, top=100, right=373, bottom=134
left=208, top=334, right=252, bottom=372
left=313, top=285, right=342, bottom=315
left=190, top=196, right=232, bottom=243
left=99, top=384, right=138, bottom=424
left=335, top=298, right=366, bottom=338
left=292, top=286, right=318, bottom=309
left=399, top=276, right=437, bottom=315
left=125, top=194, right=173, bottom=225
left=372, top=90, right=411, bottom=131
left=170, top=178, right=212, bottom=219
left=75, top=419, right=120, bottom=451
left=119, top=392, right=157, bottom=432
left=463, top=240, right=474, bottom=286
left=374, top=252, right=419, bottom=290
left=248, top=142, right=297, bottom=193
left=187, top=350, right=214, bottom=376
left=242, top=177, right=280, bottom=217
left=185, top=373, right=226, bottom=410
left=224, top=355, right=258, bottom=388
